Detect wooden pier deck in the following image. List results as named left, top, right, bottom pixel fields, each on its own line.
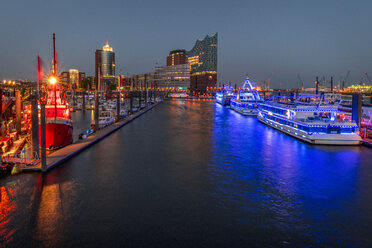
left=22, top=101, right=162, bottom=172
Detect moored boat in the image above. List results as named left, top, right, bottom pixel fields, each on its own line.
left=258, top=95, right=361, bottom=145
left=39, top=84, right=73, bottom=150
left=216, top=85, right=235, bottom=106
left=230, top=78, right=262, bottom=116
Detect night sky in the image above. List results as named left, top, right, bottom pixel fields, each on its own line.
left=1, top=0, right=371, bottom=88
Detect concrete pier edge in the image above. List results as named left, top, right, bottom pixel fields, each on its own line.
left=22, top=101, right=163, bottom=173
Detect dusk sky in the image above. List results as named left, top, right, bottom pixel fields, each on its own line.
left=1, top=0, right=371, bottom=88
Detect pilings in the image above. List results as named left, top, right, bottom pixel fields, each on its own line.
left=116, top=92, right=120, bottom=122
left=130, top=92, right=133, bottom=114
left=40, top=103, right=47, bottom=173
left=0, top=89, right=3, bottom=137
left=31, top=98, right=39, bottom=158
left=352, top=93, right=362, bottom=128
left=82, top=90, right=86, bottom=111
left=15, top=91, right=21, bottom=133
left=94, top=91, right=99, bottom=131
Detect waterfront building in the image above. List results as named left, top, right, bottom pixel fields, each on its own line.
left=187, top=33, right=218, bottom=94
left=155, top=63, right=190, bottom=90
left=60, top=69, right=86, bottom=90
left=95, top=42, right=115, bottom=91
left=130, top=72, right=156, bottom=90
left=167, top=49, right=187, bottom=66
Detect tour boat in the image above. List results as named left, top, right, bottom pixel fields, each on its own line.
left=230, top=78, right=263, bottom=116
left=91, top=111, right=115, bottom=129
left=39, top=84, right=73, bottom=150
left=215, top=85, right=235, bottom=106
left=257, top=95, right=361, bottom=145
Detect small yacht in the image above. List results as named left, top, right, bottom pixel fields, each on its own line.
left=216, top=85, right=235, bottom=106
left=258, top=95, right=361, bottom=145
left=230, top=78, right=263, bottom=116
left=91, top=111, right=115, bottom=129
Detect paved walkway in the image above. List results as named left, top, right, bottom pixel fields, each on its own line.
left=22, top=102, right=162, bottom=172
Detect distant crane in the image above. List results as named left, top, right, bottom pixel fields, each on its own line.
left=297, top=74, right=304, bottom=90
left=262, top=74, right=273, bottom=90
left=364, top=72, right=372, bottom=85
left=342, top=70, right=351, bottom=90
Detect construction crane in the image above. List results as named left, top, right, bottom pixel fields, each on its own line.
left=364, top=72, right=372, bottom=85
left=297, top=74, right=304, bottom=90
left=342, top=70, right=350, bottom=90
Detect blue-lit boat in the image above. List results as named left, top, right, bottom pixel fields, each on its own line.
left=230, top=78, right=263, bottom=116
left=215, top=85, right=235, bottom=106
left=258, top=95, right=362, bottom=145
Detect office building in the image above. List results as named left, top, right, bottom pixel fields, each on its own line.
left=95, top=42, right=115, bottom=91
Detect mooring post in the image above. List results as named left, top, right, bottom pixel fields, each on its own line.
left=15, top=91, right=22, bottom=133
left=145, top=81, right=148, bottom=107
left=130, top=91, right=133, bottom=114
left=94, top=91, right=99, bottom=131
left=41, top=103, right=47, bottom=173
left=0, top=89, right=3, bottom=137
left=82, top=90, right=86, bottom=111
left=139, top=90, right=142, bottom=109
left=116, top=92, right=120, bottom=121
left=352, top=93, right=362, bottom=128
left=31, top=97, right=39, bottom=158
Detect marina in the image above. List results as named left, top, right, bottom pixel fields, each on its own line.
left=1, top=100, right=372, bottom=247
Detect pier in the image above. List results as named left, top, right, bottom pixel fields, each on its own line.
left=22, top=100, right=163, bottom=172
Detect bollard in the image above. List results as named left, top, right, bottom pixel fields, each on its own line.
left=41, top=103, right=47, bottom=173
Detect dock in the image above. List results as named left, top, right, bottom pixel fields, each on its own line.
left=22, top=101, right=162, bottom=172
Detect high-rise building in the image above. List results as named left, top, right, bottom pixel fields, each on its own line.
left=166, top=49, right=187, bottom=66
left=187, top=33, right=217, bottom=93
left=95, top=42, right=115, bottom=91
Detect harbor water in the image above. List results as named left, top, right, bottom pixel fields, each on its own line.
left=1, top=100, right=372, bottom=247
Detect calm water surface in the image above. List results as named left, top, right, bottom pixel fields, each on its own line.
left=1, top=100, right=372, bottom=247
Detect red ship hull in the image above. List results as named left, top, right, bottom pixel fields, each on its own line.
left=39, top=118, right=73, bottom=150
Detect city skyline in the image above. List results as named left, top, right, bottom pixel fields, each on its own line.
left=1, top=0, right=372, bottom=88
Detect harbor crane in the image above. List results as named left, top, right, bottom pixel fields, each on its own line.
left=364, top=72, right=372, bottom=85
left=297, top=74, right=304, bottom=90
left=342, top=70, right=350, bottom=90
left=262, top=74, right=272, bottom=90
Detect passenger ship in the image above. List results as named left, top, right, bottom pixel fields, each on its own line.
left=258, top=95, right=361, bottom=145
left=215, top=85, right=235, bottom=106
left=230, top=78, right=262, bottom=116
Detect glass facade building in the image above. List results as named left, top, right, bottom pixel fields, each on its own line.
left=155, top=63, right=190, bottom=90
left=95, top=42, right=115, bottom=91
left=187, top=33, right=217, bottom=93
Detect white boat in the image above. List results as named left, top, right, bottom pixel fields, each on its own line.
left=119, top=109, right=128, bottom=118
left=216, top=85, right=235, bottom=106
left=258, top=95, right=361, bottom=145
left=230, top=78, right=262, bottom=116
left=91, top=111, right=115, bottom=129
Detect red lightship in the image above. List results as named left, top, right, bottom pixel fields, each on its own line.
left=38, top=33, right=73, bottom=150
left=39, top=84, right=73, bottom=150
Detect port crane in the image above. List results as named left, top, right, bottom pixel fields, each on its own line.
left=297, top=74, right=304, bottom=90
left=364, top=72, right=372, bottom=85
left=342, top=70, right=350, bottom=90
